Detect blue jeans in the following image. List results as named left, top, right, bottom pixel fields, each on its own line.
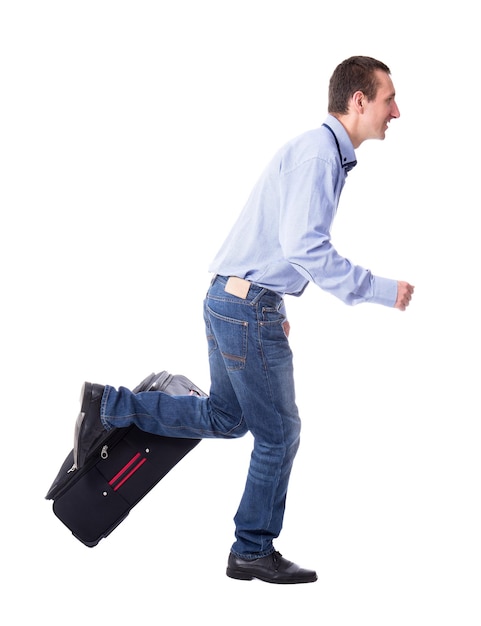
left=101, top=275, right=301, bottom=558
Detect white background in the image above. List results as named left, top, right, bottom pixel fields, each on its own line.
left=1, top=1, right=479, bottom=624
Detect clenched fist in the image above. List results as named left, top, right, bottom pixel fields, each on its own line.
left=395, top=281, right=415, bottom=311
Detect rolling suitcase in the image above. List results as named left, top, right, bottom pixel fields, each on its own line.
left=46, top=371, right=205, bottom=547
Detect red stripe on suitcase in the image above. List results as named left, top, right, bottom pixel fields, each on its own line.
left=112, top=458, right=147, bottom=491
left=108, top=453, right=147, bottom=491
left=109, top=453, right=142, bottom=486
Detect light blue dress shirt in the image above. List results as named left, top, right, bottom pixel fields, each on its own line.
left=209, top=114, right=397, bottom=307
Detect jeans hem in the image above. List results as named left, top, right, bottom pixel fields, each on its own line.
left=100, top=386, right=114, bottom=431
left=230, top=546, right=276, bottom=560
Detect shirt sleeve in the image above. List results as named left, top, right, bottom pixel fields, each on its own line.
left=278, top=156, right=397, bottom=307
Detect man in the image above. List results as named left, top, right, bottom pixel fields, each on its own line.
left=74, top=56, right=414, bottom=585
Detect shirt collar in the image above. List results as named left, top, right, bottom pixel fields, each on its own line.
left=322, top=114, right=357, bottom=172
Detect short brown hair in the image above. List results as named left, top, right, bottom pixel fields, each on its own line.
left=328, top=56, right=391, bottom=115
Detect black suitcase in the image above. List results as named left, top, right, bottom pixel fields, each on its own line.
left=46, top=371, right=205, bottom=547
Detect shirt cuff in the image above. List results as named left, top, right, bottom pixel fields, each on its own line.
left=369, top=276, right=398, bottom=307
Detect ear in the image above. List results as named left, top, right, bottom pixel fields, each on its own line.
left=352, top=90, right=365, bottom=113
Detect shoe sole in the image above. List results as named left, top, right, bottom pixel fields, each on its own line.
left=226, top=568, right=317, bottom=584
left=73, top=382, right=95, bottom=469
left=79, top=381, right=93, bottom=413
left=226, top=568, right=255, bottom=581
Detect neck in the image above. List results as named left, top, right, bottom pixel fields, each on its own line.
left=330, top=113, right=363, bottom=148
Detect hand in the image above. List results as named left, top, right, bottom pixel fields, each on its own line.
left=282, top=320, right=290, bottom=337
left=395, top=281, right=415, bottom=311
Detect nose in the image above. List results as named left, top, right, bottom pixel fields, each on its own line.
left=392, top=100, right=400, bottom=119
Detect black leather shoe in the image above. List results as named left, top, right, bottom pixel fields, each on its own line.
left=73, top=382, right=107, bottom=469
left=226, top=550, right=317, bottom=584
